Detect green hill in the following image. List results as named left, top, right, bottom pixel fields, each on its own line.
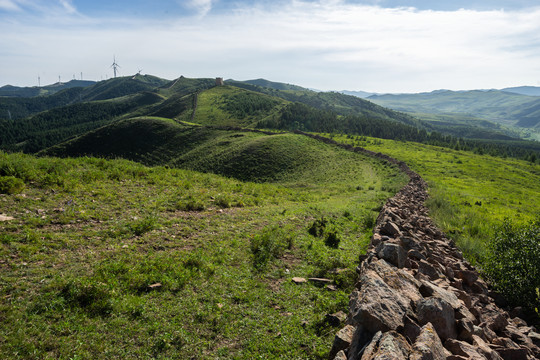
left=368, top=89, right=540, bottom=140
left=42, top=116, right=378, bottom=183
left=1, top=92, right=163, bottom=153
left=0, top=80, right=96, bottom=98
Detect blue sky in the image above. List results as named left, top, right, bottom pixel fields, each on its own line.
left=1, top=0, right=540, bottom=92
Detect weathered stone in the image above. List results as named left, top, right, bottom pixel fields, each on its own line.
left=419, top=280, right=461, bottom=310
left=407, top=249, right=426, bottom=261
left=309, top=277, right=333, bottom=285
left=350, top=272, right=410, bottom=333
left=456, top=319, right=476, bottom=342
left=370, top=259, right=422, bottom=303
left=375, top=242, right=406, bottom=268
left=403, top=315, right=422, bottom=343
left=492, top=337, right=520, bottom=348
left=347, top=325, right=374, bottom=360
left=528, top=331, right=540, bottom=346
left=356, top=331, right=382, bottom=360
left=472, top=335, right=504, bottom=360
left=451, top=288, right=472, bottom=309
left=486, top=313, right=509, bottom=333
left=329, top=325, right=355, bottom=360
left=326, top=311, right=347, bottom=327
left=444, top=339, right=485, bottom=359
left=333, top=350, right=347, bottom=360
left=360, top=331, right=411, bottom=360
left=0, top=214, right=14, bottom=221
left=417, top=259, right=442, bottom=280
left=380, top=221, right=402, bottom=237
left=410, top=322, right=447, bottom=360
left=417, top=297, right=457, bottom=341
left=493, top=348, right=529, bottom=360
left=456, top=270, right=478, bottom=286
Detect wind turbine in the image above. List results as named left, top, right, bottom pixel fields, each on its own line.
left=111, top=56, right=120, bottom=78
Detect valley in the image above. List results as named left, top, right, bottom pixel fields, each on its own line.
left=0, top=75, right=539, bottom=359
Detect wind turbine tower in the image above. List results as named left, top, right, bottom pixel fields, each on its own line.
left=111, top=56, right=120, bottom=78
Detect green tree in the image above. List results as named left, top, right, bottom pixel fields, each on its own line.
left=484, top=218, right=540, bottom=313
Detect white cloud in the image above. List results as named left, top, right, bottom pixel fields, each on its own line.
left=2, top=0, right=540, bottom=92
left=58, top=0, right=76, bottom=14
left=0, top=0, right=21, bottom=11
left=182, top=0, right=215, bottom=17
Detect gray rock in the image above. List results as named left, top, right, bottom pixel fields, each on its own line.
left=333, top=350, right=347, bottom=360
left=419, top=280, right=461, bottom=310
left=472, top=335, right=504, bottom=360
left=375, top=242, right=407, bottom=268
left=417, top=297, right=457, bottom=341
left=410, top=322, right=447, bottom=360
left=444, top=339, right=486, bottom=359
left=329, top=325, right=355, bottom=360
left=350, top=273, right=410, bottom=333
left=380, top=221, right=402, bottom=237
left=360, top=331, right=411, bottom=360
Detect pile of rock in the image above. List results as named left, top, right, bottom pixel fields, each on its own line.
left=328, top=162, right=540, bottom=359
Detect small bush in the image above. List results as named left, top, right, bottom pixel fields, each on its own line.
left=129, top=215, right=158, bottom=236
left=0, top=176, right=25, bottom=194
left=60, top=279, right=113, bottom=317
left=483, top=218, right=540, bottom=313
left=308, top=217, right=328, bottom=238
left=250, top=226, right=294, bottom=272
left=324, top=231, right=340, bottom=249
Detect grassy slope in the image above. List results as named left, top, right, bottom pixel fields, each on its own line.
left=0, top=144, right=406, bottom=359
left=191, top=85, right=287, bottom=127
left=368, top=90, right=540, bottom=140
left=333, top=134, right=540, bottom=262
left=45, top=117, right=373, bottom=184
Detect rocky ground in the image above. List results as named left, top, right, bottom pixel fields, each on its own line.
left=306, top=134, right=540, bottom=360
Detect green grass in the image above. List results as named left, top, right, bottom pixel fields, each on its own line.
left=192, top=85, right=287, bottom=127
left=0, top=148, right=406, bottom=359
left=332, top=134, right=540, bottom=263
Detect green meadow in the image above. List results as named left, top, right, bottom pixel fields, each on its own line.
left=0, top=146, right=406, bottom=359
left=333, top=134, right=540, bottom=263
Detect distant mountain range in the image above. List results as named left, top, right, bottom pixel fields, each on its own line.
left=1, top=75, right=539, bottom=163
left=0, top=80, right=96, bottom=97
left=365, top=88, right=540, bottom=141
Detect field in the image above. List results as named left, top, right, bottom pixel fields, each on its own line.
left=0, top=146, right=406, bottom=359
left=332, top=134, right=540, bottom=263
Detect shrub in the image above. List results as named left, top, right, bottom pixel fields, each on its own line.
left=308, top=217, right=328, bottom=238
left=250, top=226, right=294, bottom=272
left=129, top=215, right=159, bottom=236
left=0, top=176, right=25, bottom=194
left=324, top=230, right=340, bottom=249
left=483, top=218, right=540, bottom=313
left=60, top=279, right=113, bottom=316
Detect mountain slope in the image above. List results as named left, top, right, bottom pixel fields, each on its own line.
left=227, top=79, right=422, bottom=128
left=41, top=116, right=382, bottom=183
left=368, top=90, right=540, bottom=129
left=0, top=80, right=96, bottom=97
left=1, top=92, right=163, bottom=153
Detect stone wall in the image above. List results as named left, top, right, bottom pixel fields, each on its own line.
left=295, top=132, right=540, bottom=360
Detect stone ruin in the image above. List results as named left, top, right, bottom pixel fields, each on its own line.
left=288, top=132, right=540, bottom=359
left=325, top=147, right=540, bottom=359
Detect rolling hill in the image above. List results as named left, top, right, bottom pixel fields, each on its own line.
left=0, top=79, right=96, bottom=97
left=368, top=89, right=540, bottom=140
left=2, top=74, right=539, bottom=164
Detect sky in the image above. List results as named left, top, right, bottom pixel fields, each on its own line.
left=1, top=0, right=540, bottom=93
